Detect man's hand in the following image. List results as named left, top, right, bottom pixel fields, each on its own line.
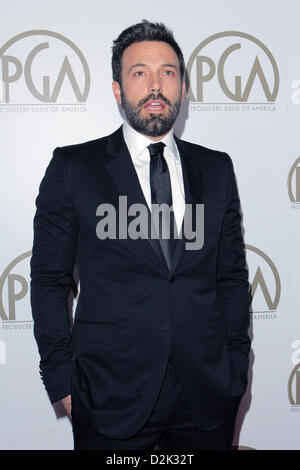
left=61, top=395, right=72, bottom=419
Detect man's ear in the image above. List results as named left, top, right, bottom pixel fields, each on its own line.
left=112, top=81, right=122, bottom=105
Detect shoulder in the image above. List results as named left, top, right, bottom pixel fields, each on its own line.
left=53, top=133, right=110, bottom=160
left=50, top=127, right=122, bottom=173
left=175, top=136, right=233, bottom=173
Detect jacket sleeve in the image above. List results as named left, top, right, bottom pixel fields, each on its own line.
left=216, top=153, right=251, bottom=393
left=30, top=147, right=79, bottom=404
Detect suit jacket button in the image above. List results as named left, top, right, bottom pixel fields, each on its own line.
left=161, top=324, right=169, bottom=331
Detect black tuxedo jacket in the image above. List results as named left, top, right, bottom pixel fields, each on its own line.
left=30, top=126, right=250, bottom=439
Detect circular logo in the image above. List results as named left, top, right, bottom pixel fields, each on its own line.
left=246, top=244, right=281, bottom=314
left=0, top=251, right=32, bottom=322
left=186, top=31, right=279, bottom=103
left=288, top=361, right=300, bottom=405
left=288, top=157, right=300, bottom=203
left=0, top=30, right=90, bottom=104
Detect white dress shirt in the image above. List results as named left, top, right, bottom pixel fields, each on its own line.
left=122, top=120, right=185, bottom=232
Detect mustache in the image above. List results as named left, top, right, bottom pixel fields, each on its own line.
left=138, top=92, right=172, bottom=108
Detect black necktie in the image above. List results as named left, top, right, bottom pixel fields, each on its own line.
left=148, top=142, right=175, bottom=270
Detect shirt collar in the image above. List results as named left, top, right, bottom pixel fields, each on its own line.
left=122, top=120, right=179, bottom=161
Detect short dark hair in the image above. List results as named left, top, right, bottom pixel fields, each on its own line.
left=111, top=20, right=185, bottom=84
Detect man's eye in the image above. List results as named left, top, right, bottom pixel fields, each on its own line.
left=133, top=71, right=144, bottom=77
left=164, top=70, right=175, bottom=76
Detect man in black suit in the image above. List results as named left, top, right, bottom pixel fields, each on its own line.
left=30, top=20, right=250, bottom=450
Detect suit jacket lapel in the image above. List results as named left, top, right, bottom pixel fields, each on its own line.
left=103, top=127, right=203, bottom=274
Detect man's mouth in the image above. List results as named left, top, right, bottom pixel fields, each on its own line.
left=143, top=100, right=166, bottom=112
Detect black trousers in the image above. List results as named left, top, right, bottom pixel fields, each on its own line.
left=72, top=361, right=236, bottom=450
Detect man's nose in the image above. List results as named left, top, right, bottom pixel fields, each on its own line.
left=149, top=72, right=161, bottom=93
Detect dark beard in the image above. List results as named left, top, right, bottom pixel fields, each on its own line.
left=120, top=88, right=182, bottom=137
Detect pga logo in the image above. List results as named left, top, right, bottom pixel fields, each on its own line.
left=0, top=30, right=90, bottom=104
left=187, top=31, right=279, bottom=103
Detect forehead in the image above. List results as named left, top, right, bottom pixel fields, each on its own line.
left=122, top=41, right=179, bottom=68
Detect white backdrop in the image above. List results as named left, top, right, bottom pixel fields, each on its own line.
left=0, top=0, right=299, bottom=450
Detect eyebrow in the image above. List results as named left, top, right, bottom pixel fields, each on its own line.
left=161, top=64, right=178, bottom=71
left=128, top=63, right=146, bottom=74
left=127, top=63, right=179, bottom=74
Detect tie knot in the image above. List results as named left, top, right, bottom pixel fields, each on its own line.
left=148, top=142, right=166, bottom=157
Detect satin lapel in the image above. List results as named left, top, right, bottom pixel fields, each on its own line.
left=104, top=127, right=169, bottom=272
left=171, top=136, right=203, bottom=274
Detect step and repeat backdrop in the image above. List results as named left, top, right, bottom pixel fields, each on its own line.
left=0, top=0, right=299, bottom=450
